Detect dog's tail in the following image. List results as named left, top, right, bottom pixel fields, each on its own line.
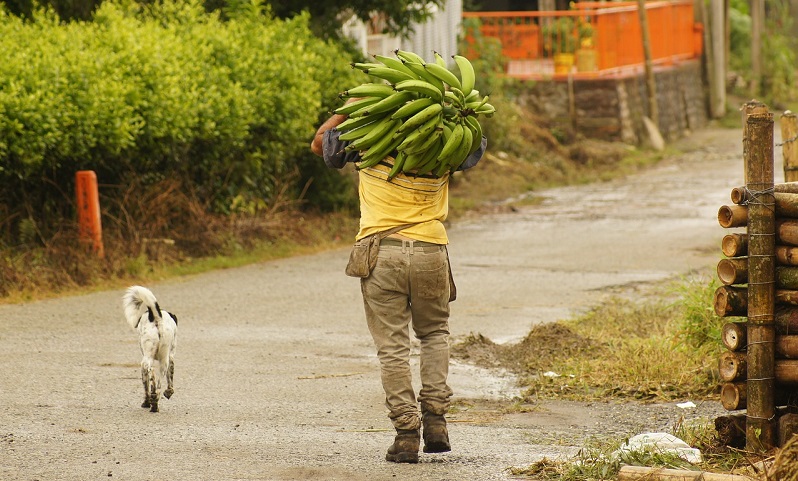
left=123, top=285, right=163, bottom=332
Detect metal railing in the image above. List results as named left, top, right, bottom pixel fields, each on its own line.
left=462, top=0, right=701, bottom=79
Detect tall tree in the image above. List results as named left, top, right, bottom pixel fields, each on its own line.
left=2, top=0, right=445, bottom=37
left=259, top=0, right=446, bottom=38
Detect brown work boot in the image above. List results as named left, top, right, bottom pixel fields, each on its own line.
left=422, top=413, right=451, bottom=453
left=385, top=429, right=420, bottom=463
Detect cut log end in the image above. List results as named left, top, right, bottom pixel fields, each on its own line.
left=722, top=322, right=747, bottom=351
left=722, top=234, right=747, bottom=257
left=718, top=204, right=748, bottom=228
left=717, top=258, right=748, bottom=286
left=720, top=382, right=746, bottom=411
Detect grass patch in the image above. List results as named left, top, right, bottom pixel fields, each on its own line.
left=453, top=273, right=783, bottom=479
left=507, top=413, right=766, bottom=480
left=0, top=207, right=357, bottom=305
left=453, top=274, right=726, bottom=403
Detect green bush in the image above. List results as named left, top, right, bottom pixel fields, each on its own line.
left=0, top=0, right=361, bottom=245
left=458, top=17, right=527, bottom=156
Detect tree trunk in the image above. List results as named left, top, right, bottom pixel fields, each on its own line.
left=709, top=0, right=726, bottom=118
left=636, top=0, right=658, bottom=128
left=750, top=1, right=763, bottom=97
left=783, top=111, right=798, bottom=182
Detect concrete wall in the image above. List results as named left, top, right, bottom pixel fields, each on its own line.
left=516, top=61, right=709, bottom=145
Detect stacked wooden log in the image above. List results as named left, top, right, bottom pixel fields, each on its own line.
left=716, top=187, right=798, bottom=405
left=714, top=107, right=798, bottom=450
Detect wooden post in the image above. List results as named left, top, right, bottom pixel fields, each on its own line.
left=744, top=110, right=776, bottom=451
left=75, top=170, right=104, bottom=258
left=618, top=465, right=756, bottom=480
left=742, top=100, right=769, bottom=183
left=782, top=111, right=798, bottom=181
left=636, top=0, right=658, bottom=128
left=709, top=0, right=726, bottom=117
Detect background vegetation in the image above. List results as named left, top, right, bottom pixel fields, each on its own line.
left=727, top=0, right=796, bottom=108
left=0, top=0, right=369, bottom=297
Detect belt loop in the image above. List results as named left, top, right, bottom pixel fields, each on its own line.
left=402, top=239, right=414, bottom=255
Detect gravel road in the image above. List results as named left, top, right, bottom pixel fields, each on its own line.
left=0, top=125, right=775, bottom=480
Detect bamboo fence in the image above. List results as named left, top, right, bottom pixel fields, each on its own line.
left=715, top=102, right=798, bottom=450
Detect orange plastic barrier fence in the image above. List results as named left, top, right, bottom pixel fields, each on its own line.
left=462, top=0, right=700, bottom=79
left=75, top=170, right=104, bottom=257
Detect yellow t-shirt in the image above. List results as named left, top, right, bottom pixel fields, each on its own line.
left=356, top=158, right=449, bottom=244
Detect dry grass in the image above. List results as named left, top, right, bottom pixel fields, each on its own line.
left=452, top=279, right=724, bottom=403
left=0, top=105, right=676, bottom=304
left=0, top=176, right=357, bottom=304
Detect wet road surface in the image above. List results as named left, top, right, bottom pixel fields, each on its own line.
left=0, top=126, right=778, bottom=480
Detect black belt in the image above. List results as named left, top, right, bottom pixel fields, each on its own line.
left=380, top=238, right=441, bottom=247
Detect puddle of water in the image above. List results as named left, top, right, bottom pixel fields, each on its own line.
left=449, top=360, right=522, bottom=400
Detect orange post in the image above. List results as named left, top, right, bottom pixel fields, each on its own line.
left=75, top=170, right=104, bottom=257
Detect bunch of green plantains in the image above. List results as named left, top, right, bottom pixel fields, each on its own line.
left=334, top=50, right=496, bottom=180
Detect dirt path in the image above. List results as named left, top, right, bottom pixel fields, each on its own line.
left=0, top=126, right=773, bottom=480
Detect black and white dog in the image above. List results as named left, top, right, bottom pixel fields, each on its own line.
left=123, top=286, right=178, bottom=412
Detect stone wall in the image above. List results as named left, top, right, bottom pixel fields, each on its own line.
left=515, top=60, right=709, bottom=145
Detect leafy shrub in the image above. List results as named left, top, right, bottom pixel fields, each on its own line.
left=458, top=17, right=527, bottom=156
left=0, top=0, right=361, bottom=247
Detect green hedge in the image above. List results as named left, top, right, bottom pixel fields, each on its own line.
left=0, top=1, right=360, bottom=244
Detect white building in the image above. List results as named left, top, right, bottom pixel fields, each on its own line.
left=341, top=0, right=463, bottom=63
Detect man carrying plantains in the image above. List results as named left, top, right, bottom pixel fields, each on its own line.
left=310, top=96, right=486, bottom=463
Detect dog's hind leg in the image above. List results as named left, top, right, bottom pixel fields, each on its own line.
left=141, top=359, right=159, bottom=412
left=140, top=360, right=151, bottom=408
left=163, top=355, right=175, bottom=400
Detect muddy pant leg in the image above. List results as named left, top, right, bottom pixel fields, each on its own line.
left=410, top=246, right=453, bottom=415
left=362, top=247, right=420, bottom=430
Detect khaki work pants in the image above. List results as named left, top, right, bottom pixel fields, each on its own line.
left=361, top=239, right=453, bottom=431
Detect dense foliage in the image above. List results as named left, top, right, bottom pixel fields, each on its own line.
left=1, top=0, right=445, bottom=37
left=0, top=0, right=361, bottom=247
left=728, top=0, right=796, bottom=106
